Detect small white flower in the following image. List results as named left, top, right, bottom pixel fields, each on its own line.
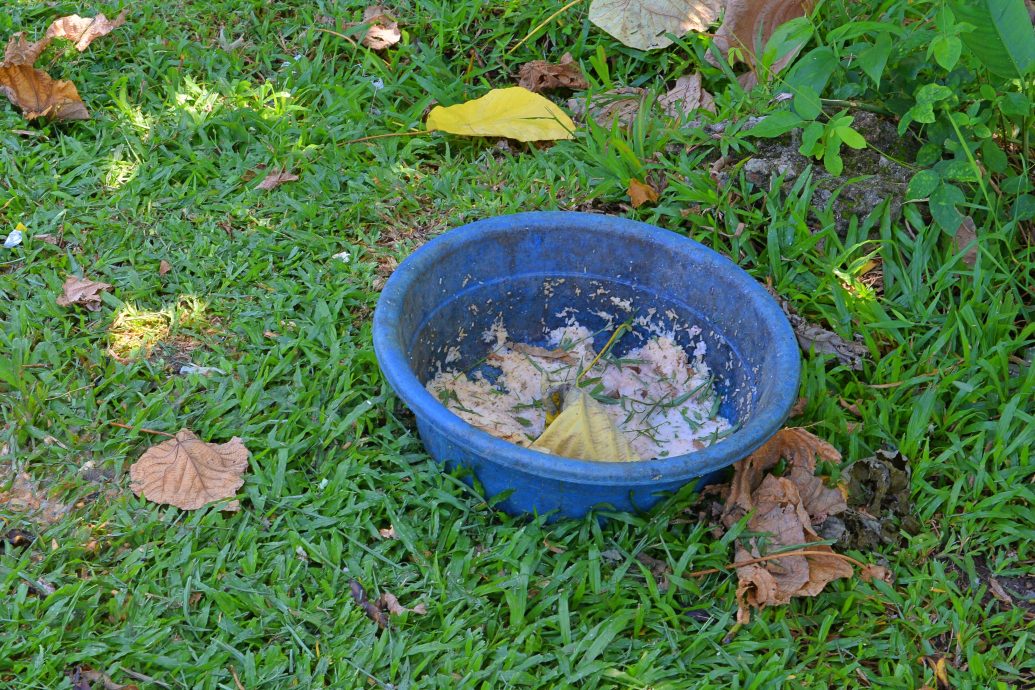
left=371, top=77, right=384, bottom=91
left=333, top=251, right=351, bottom=263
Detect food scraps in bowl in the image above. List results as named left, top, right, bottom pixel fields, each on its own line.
left=426, top=319, right=733, bottom=461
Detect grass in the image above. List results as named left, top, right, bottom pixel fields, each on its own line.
left=1, top=0, right=1033, bottom=688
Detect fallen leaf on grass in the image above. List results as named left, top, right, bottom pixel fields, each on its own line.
left=55, top=276, right=112, bottom=311
left=380, top=591, right=428, bottom=616
left=567, top=87, right=646, bottom=128
left=360, top=6, right=401, bottom=51
left=987, top=577, right=1014, bottom=606
left=711, top=0, right=816, bottom=85
left=954, top=215, right=978, bottom=267
left=0, top=56, right=89, bottom=121
left=378, top=525, right=397, bottom=539
left=0, top=468, right=70, bottom=527
left=45, top=11, right=128, bottom=52
left=767, top=285, right=867, bottom=369
left=722, top=428, right=852, bottom=623
left=67, top=666, right=138, bottom=690
left=426, top=87, right=575, bottom=142
left=517, top=53, right=588, bottom=93
left=659, top=73, right=715, bottom=117
left=350, top=578, right=390, bottom=628
left=129, top=430, right=249, bottom=510
left=589, top=0, right=721, bottom=51
left=859, top=563, right=894, bottom=584
left=628, top=178, right=660, bottom=208
left=256, top=169, right=299, bottom=190
left=158, top=260, right=172, bottom=276
left=635, top=552, right=671, bottom=592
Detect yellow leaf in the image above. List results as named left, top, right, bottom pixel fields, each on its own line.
left=426, top=87, right=575, bottom=142
left=531, top=389, right=639, bottom=462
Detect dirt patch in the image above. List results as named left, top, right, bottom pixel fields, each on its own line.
left=716, top=112, right=917, bottom=235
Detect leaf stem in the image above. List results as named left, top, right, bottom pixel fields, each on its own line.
left=109, top=421, right=175, bottom=437
left=506, top=0, right=584, bottom=56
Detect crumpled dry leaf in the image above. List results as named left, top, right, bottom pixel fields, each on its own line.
left=659, top=73, right=716, bottom=117
left=0, top=50, right=89, bottom=121
left=723, top=428, right=852, bottom=623
left=380, top=591, right=428, bottom=616
left=256, top=169, right=299, bottom=190
left=426, top=87, right=575, bottom=142
left=860, top=563, right=894, bottom=584
left=517, top=52, right=588, bottom=93
left=68, top=666, right=138, bottom=690
left=767, top=285, right=867, bottom=369
left=530, top=388, right=639, bottom=461
left=129, top=429, right=249, bottom=510
left=45, top=11, right=128, bottom=52
left=378, top=525, right=397, bottom=539
left=567, top=87, right=646, bottom=128
left=628, top=178, right=659, bottom=208
left=349, top=578, right=389, bottom=628
left=954, top=215, right=978, bottom=267
left=158, top=259, right=172, bottom=276
left=55, top=276, right=111, bottom=311
left=360, top=6, right=401, bottom=51
left=712, top=0, right=815, bottom=79
left=589, top=0, right=721, bottom=50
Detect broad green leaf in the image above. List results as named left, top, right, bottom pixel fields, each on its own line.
left=856, top=33, right=893, bottom=86
left=784, top=46, right=837, bottom=95
left=827, top=21, right=904, bottom=43
left=759, top=17, right=813, bottom=76
left=798, top=121, right=824, bottom=157
left=746, top=110, right=803, bottom=138
left=929, top=182, right=965, bottom=231
left=950, top=0, right=1035, bottom=78
left=999, top=92, right=1031, bottom=118
left=906, top=169, right=941, bottom=200
left=929, top=35, right=962, bottom=71
left=981, top=138, right=1008, bottom=174
left=836, top=126, right=866, bottom=149
left=904, top=83, right=953, bottom=127
left=530, top=389, right=638, bottom=462
left=792, top=85, right=822, bottom=120
left=1013, top=194, right=1035, bottom=221
left=823, top=135, right=843, bottom=176
left=426, top=87, right=575, bottom=142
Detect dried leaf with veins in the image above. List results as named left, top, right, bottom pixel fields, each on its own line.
left=45, top=11, right=128, bottom=52
left=380, top=591, right=428, bottom=616
left=256, top=169, right=299, bottom=190
left=860, top=563, right=894, bottom=584
left=0, top=34, right=89, bottom=121
left=56, top=276, right=111, bottom=311
left=129, top=430, right=249, bottom=510
left=722, top=428, right=852, bottom=623
left=517, top=53, right=588, bottom=93
left=567, top=87, right=646, bottom=128
left=360, top=6, right=401, bottom=50
left=711, top=0, right=815, bottom=84
left=628, top=178, right=659, bottom=208
left=589, top=0, right=721, bottom=50
left=659, top=73, right=716, bottom=117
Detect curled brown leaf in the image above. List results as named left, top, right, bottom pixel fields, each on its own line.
left=628, top=178, right=659, bottom=208
left=360, top=6, right=401, bottom=50
left=46, top=11, right=129, bottom=52
left=517, top=53, right=588, bottom=93
left=55, top=276, right=111, bottom=311
left=128, top=429, right=249, bottom=510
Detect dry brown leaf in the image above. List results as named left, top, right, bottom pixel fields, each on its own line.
left=517, top=53, right=588, bottom=93
left=628, top=178, right=659, bottom=207
left=987, top=576, right=1014, bottom=606
left=954, top=215, right=978, bottom=267
left=567, top=87, right=646, bottom=128
left=0, top=63, right=89, bottom=121
left=70, top=666, right=138, bottom=690
left=350, top=578, right=389, bottom=628
left=45, top=11, right=128, bottom=52
left=767, top=286, right=867, bottom=370
left=723, top=428, right=852, bottom=622
left=256, top=169, right=299, bottom=190
left=509, top=342, right=577, bottom=362
left=788, top=396, right=808, bottom=417
left=380, top=591, right=428, bottom=616
left=860, top=563, right=894, bottom=584
left=712, top=0, right=815, bottom=83
left=55, top=276, right=111, bottom=311
left=361, top=6, right=401, bottom=51
left=589, top=0, right=721, bottom=51
left=659, top=73, right=716, bottom=117
left=129, top=429, right=249, bottom=511
left=378, top=525, right=397, bottom=539
left=4, top=32, right=50, bottom=66
left=0, top=467, right=69, bottom=527
left=158, top=260, right=172, bottom=276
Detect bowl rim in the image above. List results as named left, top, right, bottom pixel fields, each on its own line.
left=372, top=211, right=800, bottom=485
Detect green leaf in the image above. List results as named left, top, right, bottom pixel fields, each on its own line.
left=792, top=86, right=822, bottom=120
left=827, top=21, right=905, bottom=42
left=784, top=46, right=838, bottom=95
left=907, top=170, right=941, bottom=200
left=760, top=17, right=814, bottom=76
left=980, top=138, right=1008, bottom=173
left=836, top=126, right=867, bottom=149
left=950, top=0, right=1035, bottom=78
left=905, top=83, right=954, bottom=125
left=929, top=182, right=965, bottom=231
left=1013, top=194, right=1035, bottom=221
left=823, top=136, right=844, bottom=176
left=930, top=35, right=963, bottom=71
left=747, top=110, right=804, bottom=138
left=798, top=121, right=824, bottom=157
left=999, top=92, right=1031, bottom=117
left=856, top=33, right=893, bottom=86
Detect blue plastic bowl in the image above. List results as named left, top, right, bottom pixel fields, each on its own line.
left=373, top=212, right=799, bottom=519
